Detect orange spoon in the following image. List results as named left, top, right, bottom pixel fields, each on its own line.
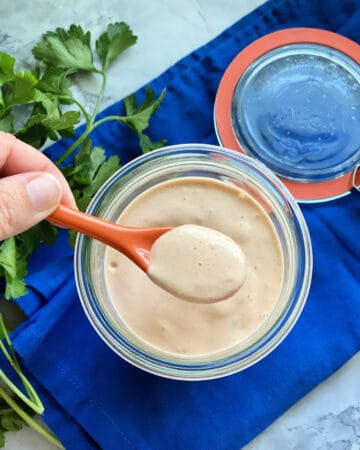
left=49, top=204, right=172, bottom=272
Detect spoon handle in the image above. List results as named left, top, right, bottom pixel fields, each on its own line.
left=50, top=204, right=123, bottom=242
left=49, top=205, right=171, bottom=271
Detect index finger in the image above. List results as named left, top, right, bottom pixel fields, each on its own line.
left=0, top=132, right=76, bottom=208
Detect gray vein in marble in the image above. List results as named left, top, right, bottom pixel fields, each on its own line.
left=286, top=407, right=360, bottom=450
left=191, top=0, right=212, bottom=36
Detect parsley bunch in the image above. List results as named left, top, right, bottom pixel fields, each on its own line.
left=0, top=22, right=166, bottom=447
left=0, top=22, right=166, bottom=298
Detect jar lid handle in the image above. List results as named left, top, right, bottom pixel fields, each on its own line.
left=352, top=164, right=360, bottom=192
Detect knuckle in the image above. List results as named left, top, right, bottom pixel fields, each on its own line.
left=0, top=190, right=20, bottom=239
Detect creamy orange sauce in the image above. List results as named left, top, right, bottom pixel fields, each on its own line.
left=148, top=224, right=247, bottom=303
left=104, top=178, right=283, bottom=356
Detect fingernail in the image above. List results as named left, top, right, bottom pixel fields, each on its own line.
left=26, top=173, right=62, bottom=212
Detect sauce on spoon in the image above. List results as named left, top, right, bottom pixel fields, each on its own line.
left=148, top=224, right=246, bottom=303
left=49, top=204, right=245, bottom=303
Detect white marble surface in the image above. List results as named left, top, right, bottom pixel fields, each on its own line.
left=0, top=0, right=359, bottom=449
left=246, top=353, right=360, bottom=450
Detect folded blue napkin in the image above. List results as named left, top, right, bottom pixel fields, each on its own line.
left=10, top=0, right=360, bottom=448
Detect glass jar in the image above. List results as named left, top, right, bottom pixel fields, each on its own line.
left=74, top=144, right=312, bottom=380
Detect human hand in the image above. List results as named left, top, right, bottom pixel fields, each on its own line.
left=0, top=132, right=76, bottom=240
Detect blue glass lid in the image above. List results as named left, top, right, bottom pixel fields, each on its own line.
left=215, top=28, right=360, bottom=202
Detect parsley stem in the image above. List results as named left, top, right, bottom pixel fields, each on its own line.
left=0, top=313, right=18, bottom=362
left=0, top=369, right=43, bottom=415
left=92, top=115, right=125, bottom=127
left=0, top=389, right=64, bottom=449
left=55, top=71, right=108, bottom=166
left=90, top=71, right=107, bottom=126
left=59, top=96, right=91, bottom=127
left=55, top=128, right=91, bottom=166
left=0, top=314, right=44, bottom=414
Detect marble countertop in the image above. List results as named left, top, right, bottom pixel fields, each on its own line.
left=0, top=0, right=359, bottom=449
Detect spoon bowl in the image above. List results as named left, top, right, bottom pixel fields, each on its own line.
left=49, top=204, right=172, bottom=271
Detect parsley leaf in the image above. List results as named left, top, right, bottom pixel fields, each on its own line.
left=0, top=114, right=14, bottom=133
left=0, top=52, right=15, bottom=85
left=3, top=70, right=38, bottom=109
left=32, top=25, right=95, bottom=72
left=19, top=221, right=58, bottom=250
left=37, top=67, right=72, bottom=97
left=63, top=138, right=120, bottom=246
left=96, top=22, right=137, bottom=70
left=15, top=121, right=50, bottom=148
left=0, top=222, right=58, bottom=299
left=122, top=86, right=166, bottom=134
left=86, top=155, right=120, bottom=196
left=63, top=138, right=106, bottom=184
left=121, top=86, right=166, bottom=152
left=0, top=238, right=27, bottom=299
left=16, top=96, right=80, bottom=145
left=34, top=95, right=81, bottom=130
left=1, top=413, right=24, bottom=432
left=139, top=133, right=167, bottom=153
left=64, top=138, right=120, bottom=207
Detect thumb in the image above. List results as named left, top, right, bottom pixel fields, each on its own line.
left=0, top=172, right=62, bottom=240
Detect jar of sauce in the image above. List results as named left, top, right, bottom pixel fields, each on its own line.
left=75, top=144, right=312, bottom=380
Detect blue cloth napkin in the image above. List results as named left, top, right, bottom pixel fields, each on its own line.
left=9, top=0, right=360, bottom=448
